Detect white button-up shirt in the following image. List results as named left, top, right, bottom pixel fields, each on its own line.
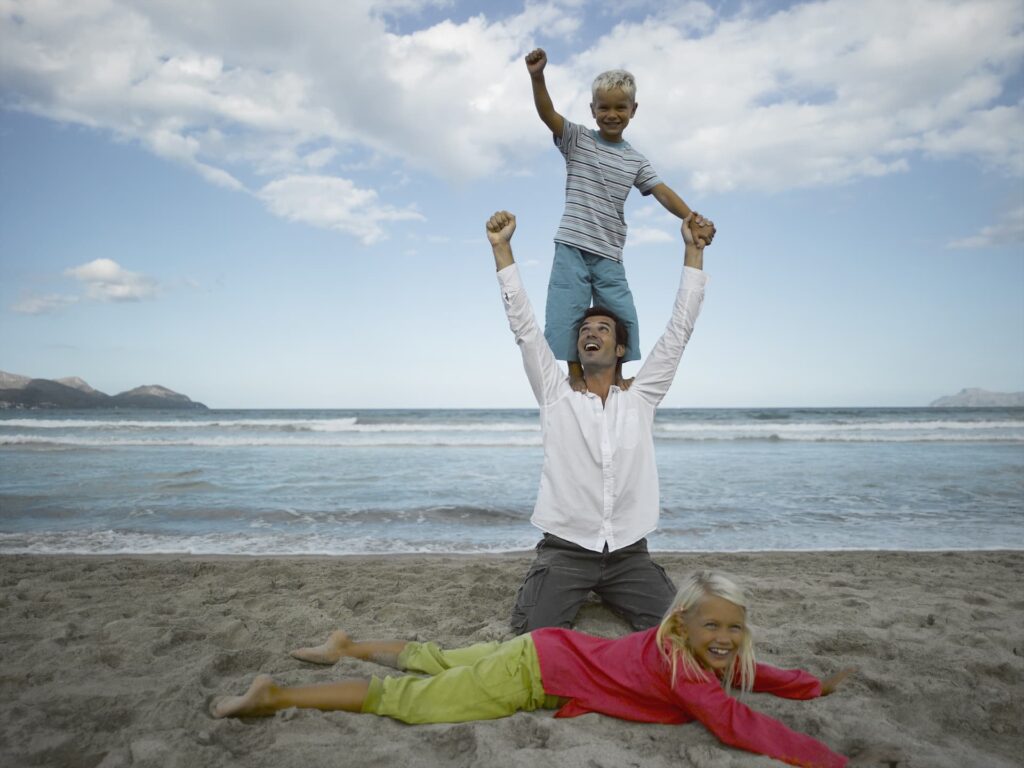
left=498, top=263, right=708, bottom=553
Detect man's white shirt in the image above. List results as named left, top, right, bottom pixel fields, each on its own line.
left=498, top=263, right=708, bottom=553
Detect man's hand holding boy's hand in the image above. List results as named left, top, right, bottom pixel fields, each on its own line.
left=525, top=48, right=548, bottom=77
left=681, top=213, right=714, bottom=248
left=690, top=219, right=716, bottom=248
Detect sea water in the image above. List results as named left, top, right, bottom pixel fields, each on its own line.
left=1, top=407, right=1021, bottom=554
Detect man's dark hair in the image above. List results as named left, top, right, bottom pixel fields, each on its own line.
left=577, top=306, right=628, bottom=359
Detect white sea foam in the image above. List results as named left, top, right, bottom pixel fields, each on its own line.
left=0, top=417, right=359, bottom=429
left=0, top=433, right=544, bottom=448
left=3, top=428, right=1022, bottom=447
left=657, top=419, right=1023, bottom=432
left=0, top=530, right=540, bottom=556
left=654, top=420, right=1024, bottom=442
left=0, top=417, right=536, bottom=433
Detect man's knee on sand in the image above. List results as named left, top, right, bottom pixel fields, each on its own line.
left=510, top=539, right=675, bottom=633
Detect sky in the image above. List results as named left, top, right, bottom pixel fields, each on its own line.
left=0, top=0, right=1022, bottom=409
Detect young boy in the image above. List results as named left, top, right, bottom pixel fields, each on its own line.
left=525, top=48, right=715, bottom=389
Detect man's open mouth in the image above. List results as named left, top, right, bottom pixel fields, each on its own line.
left=584, top=342, right=599, bottom=351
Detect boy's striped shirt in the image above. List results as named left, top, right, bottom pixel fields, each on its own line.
left=554, top=120, right=661, bottom=263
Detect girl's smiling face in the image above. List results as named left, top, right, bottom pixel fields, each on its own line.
left=680, top=595, right=747, bottom=674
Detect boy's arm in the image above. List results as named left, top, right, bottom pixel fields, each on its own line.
left=650, top=183, right=693, bottom=219
left=525, top=48, right=565, bottom=138
left=651, top=183, right=716, bottom=245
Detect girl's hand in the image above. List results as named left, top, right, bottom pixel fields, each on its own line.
left=820, top=667, right=856, bottom=696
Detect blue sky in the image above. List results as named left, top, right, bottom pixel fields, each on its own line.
left=1, top=0, right=1022, bottom=408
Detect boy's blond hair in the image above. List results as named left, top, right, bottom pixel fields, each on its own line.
left=655, top=570, right=756, bottom=694
left=591, top=69, right=636, bottom=102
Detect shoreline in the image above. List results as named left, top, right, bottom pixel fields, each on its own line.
left=3, top=546, right=1023, bottom=560
left=2, top=551, right=1021, bottom=767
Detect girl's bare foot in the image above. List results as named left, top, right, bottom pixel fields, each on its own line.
left=290, top=630, right=352, bottom=665
left=211, top=674, right=279, bottom=718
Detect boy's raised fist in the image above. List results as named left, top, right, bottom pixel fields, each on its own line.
left=525, top=48, right=547, bottom=76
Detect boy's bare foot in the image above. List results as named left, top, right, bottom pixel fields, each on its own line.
left=291, top=629, right=352, bottom=665
left=211, top=674, right=279, bottom=718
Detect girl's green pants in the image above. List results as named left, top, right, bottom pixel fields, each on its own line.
left=362, top=634, right=562, bottom=724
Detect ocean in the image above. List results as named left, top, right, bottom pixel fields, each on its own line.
left=1, top=407, right=1021, bottom=555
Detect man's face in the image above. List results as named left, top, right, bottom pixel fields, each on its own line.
left=590, top=87, right=637, bottom=142
left=577, top=315, right=624, bottom=368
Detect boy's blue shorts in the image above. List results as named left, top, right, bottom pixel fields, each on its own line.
left=544, top=242, right=640, bottom=363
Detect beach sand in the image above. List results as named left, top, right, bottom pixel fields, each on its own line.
left=1, top=551, right=1021, bottom=767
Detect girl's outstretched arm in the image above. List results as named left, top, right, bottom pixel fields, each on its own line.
left=676, top=676, right=848, bottom=768
left=750, top=662, right=851, bottom=699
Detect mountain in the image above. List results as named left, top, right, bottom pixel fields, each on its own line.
left=929, top=388, right=1024, bottom=407
left=113, top=385, right=203, bottom=409
left=55, top=376, right=101, bottom=394
left=0, top=371, right=207, bottom=410
left=0, top=371, right=31, bottom=389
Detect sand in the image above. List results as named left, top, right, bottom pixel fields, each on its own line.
left=1, top=551, right=1021, bottom=767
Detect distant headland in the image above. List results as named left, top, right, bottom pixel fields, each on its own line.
left=929, top=388, right=1024, bottom=407
left=0, top=371, right=207, bottom=410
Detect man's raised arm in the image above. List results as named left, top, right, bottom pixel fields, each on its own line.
left=629, top=212, right=711, bottom=404
left=487, top=210, right=565, bottom=405
left=486, top=210, right=517, bottom=271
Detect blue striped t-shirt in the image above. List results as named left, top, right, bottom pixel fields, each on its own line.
left=553, top=120, right=662, bottom=263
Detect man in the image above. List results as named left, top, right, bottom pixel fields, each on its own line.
left=485, top=209, right=711, bottom=633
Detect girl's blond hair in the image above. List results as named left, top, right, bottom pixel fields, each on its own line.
left=655, top=570, right=756, bottom=694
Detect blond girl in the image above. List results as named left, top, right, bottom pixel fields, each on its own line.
left=213, top=571, right=853, bottom=767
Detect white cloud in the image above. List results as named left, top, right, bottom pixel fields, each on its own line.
left=570, top=0, right=1024, bottom=192
left=8, top=258, right=161, bottom=314
left=627, top=226, right=673, bottom=245
left=0, top=0, right=1020, bottom=235
left=65, top=258, right=159, bottom=301
left=259, top=175, right=425, bottom=244
left=947, top=206, right=1024, bottom=249
left=10, top=293, right=79, bottom=315
left=922, top=103, right=1024, bottom=176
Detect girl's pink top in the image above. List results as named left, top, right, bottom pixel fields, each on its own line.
left=532, top=626, right=847, bottom=768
